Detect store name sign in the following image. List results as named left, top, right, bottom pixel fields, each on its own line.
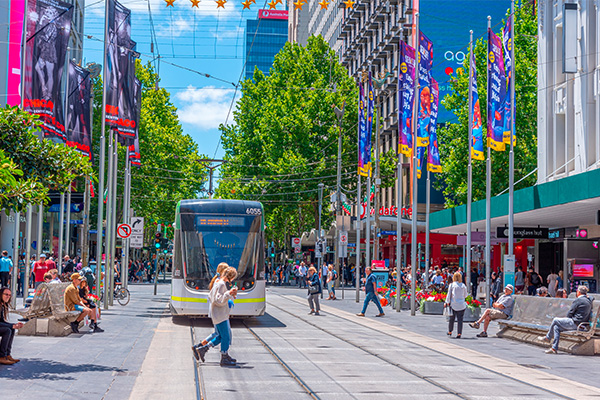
left=361, top=204, right=412, bottom=219
left=497, top=227, right=549, bottom=239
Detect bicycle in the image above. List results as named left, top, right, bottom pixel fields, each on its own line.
left=99, top=282, right=131, bottom=306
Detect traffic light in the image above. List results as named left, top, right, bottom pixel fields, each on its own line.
left=155, top=232, right=162, bottom=249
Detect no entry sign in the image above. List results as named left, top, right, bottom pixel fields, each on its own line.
left=117, top=223, right=132, bottom=239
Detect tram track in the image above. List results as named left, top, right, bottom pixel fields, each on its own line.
left=189, top=319, right=206, bottom=400
left=270, top=295, right=575, bottom=400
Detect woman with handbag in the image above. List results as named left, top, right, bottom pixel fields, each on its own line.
left=307, top=266, right=322, bottom=315
left=445, top=272, right=468, bottom=338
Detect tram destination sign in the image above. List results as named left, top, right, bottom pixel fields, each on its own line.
left=496, top=227, right=549, bottom=239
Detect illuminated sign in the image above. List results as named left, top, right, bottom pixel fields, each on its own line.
left=258, top=9, right=288, bottom=20
left=496, top=227, right=548, bottom=239
left=196, top=216, right=246, bottom=227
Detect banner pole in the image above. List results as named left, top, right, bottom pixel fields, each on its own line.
left=425, top=169, right=430, bottom=281
left=12, top=211, right=20, bottom=307
left=508, top=0, right=515, bottom=263
left=104, top=130, right=114, bottom=310
left=410, top=11, right=420, bottom=317
left=109, top=135, right=118, bottom=306
left=356, top=76, right=362, bottom=303
left=96, top=0, right=110, bottom=299
left=395, top=159, right=403, bottom=312
left=485, top=16, right=492, bottom=308
left=467, top=30, right=474, bottom=295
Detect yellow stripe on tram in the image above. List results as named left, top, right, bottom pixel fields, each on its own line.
left=171, top=296, right=265, bottom=304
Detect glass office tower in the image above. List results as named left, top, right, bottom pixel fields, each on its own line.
left=245, top=10, right=289, bottom=80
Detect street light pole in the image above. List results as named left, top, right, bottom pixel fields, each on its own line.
left=334, top=102, right=345, bottom=288
left=318, top=183, right=324, bottom=274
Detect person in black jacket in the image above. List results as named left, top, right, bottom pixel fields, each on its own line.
left=490, top=272, right=502, bottom=303
left=538, top=285, right=593, bottom=354
left=306, top=267, right=322, bottom=315
left=0, top=287, right=23, bottom=365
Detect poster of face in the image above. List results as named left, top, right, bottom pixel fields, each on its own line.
left=23, top=0, right=73, bottom=141
left=128, top=78, right=141, bottom=167
left=105, top=0, right=134, bottom=132
left=66, top=60, right=92, bottom=161
left=116, top=39, right=138, bottom=141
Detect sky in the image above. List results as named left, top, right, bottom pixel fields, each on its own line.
left=83, top=0, right=268, bottom=161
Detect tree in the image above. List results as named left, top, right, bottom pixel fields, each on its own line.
left=435, top=2, right=537, bottom=207
left=90, top=62, right=208, bottom=239
left=216, top=36, right=359, bottom=250
left=0, top=105, right=92, bottom=211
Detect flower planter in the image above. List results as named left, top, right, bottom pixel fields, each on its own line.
left=421, top=301, right=444, bottom=315
left=400, top=298, right=410, bottom=310
left=445, top=307, right=481, bottom=322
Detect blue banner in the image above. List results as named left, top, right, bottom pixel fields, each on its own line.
left=366, top=72, right=374, bottom=173
left=417, top=32, right=433, bottom=148
left=399, top=41, right=416, bottom=157
left=502, top=14, right=515, bottom=146
left=487, top=29, right=506, bottom=152
left=470, top=51, right=484, bottom=161
left=358, top=83, right=371, bottom=176
left=427, top=79, right=441, bottom=173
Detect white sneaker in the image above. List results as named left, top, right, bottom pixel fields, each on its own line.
left=545, top=348, right=557, bottom=354
left=537, top=336, right=550, bottom=343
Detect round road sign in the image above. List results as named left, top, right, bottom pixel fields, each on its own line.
left=117, top=223, right=132, bottom=239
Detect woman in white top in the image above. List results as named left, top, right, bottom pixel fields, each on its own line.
left=445, top=272, right=468, bottom=338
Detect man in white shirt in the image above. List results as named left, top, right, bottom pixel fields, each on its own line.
left=299, top=262, right=307, bottom=288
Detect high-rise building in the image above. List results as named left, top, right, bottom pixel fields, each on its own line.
left=245, top=10, right=289, bottom=81
left=288, top=0, right=310, bottom=45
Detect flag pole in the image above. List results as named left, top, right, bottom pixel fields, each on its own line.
left=96, top=0, right=110, bottom=299
left=410, top=11, right=420, bottom=316
left=356, top=76, right=362, bottom=303
left=485, top=16, right=492, bottom=308
left=467, top=30, right=474, bottom=296
left=508, top=0, right=515, bottom=268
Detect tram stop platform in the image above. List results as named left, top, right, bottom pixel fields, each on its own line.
left=3, top=284, right=600, bottom=399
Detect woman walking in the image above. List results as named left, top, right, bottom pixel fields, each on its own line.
left=445, top=272, right=468, bottom=338
left=307, top=266, right=321, bottom=315
left=193, top=266, right=238, bottom=366
left=0, top=287, right=23, bottom=365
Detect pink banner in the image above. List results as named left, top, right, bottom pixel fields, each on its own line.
left=7, top=0, right=25, bottom=106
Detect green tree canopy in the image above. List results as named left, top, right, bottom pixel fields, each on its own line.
left=436, top=2, right=537, bottom=207
left=216, top=35, right=359, bottom=250
left=0, top=106, right=93, bottom=211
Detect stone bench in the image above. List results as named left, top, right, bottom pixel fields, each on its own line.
left=497, top=295, right=600, bottom=355
left=14, top=282, right=82, bottom=336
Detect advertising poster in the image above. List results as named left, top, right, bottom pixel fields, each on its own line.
left=128, top=78, right=142, bottom=167
left=427, top=79, right=441, bottom=173
left=487, top=29, right=506, bottom=152
left=23, top=0, right=73, bottom=141
left=398, top=41, right=416, bottom=157
left=7, top=0, right=26, bottom=106
left=417, top=32, right=433, bottom=148
left=358, top=83, right=370, bottom=176
left=66, top=60, right=92, bottom=160
left=469, top=52, right=484, bottom=161
left=366, top=72, right=374, bottom=169
left=502, top=14, right=515, bottom=145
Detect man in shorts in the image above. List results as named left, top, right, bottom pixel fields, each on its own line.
left=469, top=284, right=514, bottom=337
left=64, top=273, right=103, bottom=333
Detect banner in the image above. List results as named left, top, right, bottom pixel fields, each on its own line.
left=358, top=83, right=371, bottom=176
left=502, top=14, right=515, bottom=145
left=116, top=39, right=138, bottom=142
left=23, top=0, right=73, bottom=141
left=399, top=41, right=416, bottom=157
left=105, top=0, right=135, bottom=136
left=469, top=52, right=484, bottom=161
left=427, top=79, right=441, bottom=173
left=487, top=29, right=506, bottom=151
left=417, top=31, right=433, bottom=147
left=66, top=61, right=92, bottom=161
left=128, top=78, right=141, bottom=167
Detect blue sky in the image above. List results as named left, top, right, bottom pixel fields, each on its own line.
left=83, top=0, right=270, bottom=160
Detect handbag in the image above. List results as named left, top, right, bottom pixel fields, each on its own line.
left=308, top=283, right=319, bottom=294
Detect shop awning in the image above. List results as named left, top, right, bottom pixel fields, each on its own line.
left=430, top=168, right=600, bottom=235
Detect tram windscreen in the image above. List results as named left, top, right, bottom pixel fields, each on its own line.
left=180, top=213, right=262, bottom=290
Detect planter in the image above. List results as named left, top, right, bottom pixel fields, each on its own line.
left=400, top=298, right=410, bottom=310
left=421, top=301, right=444, bottom=315
left=445, top=307, right=482, bottom=322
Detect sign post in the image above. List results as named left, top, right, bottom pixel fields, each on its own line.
left=117, top=223, right=132, bottom=239
left=130, top=217, right=144, bottom=249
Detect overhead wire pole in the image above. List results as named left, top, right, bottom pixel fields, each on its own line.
left=410, top=11, right=420, bottom=316
left=395, top=159, right=403, bottom=312
left=485, top=16, right=492, bottom=308
left=466, top=30, right=474, bottom=296
left=96, top=0, right=110, bottom=299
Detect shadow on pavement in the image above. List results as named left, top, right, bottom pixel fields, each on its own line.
left=236, top=313, right=286, bottom=328
left=0, top=358, right=126, bottom=381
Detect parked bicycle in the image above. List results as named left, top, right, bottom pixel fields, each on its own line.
left=99, top=282, right=130, bottom=306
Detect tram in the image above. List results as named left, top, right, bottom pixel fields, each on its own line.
left=170, top=199, right=266, bottom=317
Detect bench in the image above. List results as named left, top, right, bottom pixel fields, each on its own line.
left=13, top=283, right=82, bottom=336
left=496, top=295, right=600, bottom=355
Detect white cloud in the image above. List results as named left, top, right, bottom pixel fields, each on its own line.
left=176, top=86, right=240, bottom=129
left=157, top=17, right=194, bottom=37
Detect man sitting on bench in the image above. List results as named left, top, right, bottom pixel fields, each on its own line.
left=469, top=284, right=514, bottom=338
left=64, top=273, right=103, bottom=333
left=538, top=285, right=593, bottom=354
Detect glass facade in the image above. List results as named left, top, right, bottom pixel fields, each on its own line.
left=245, top=18, right=288, bottom=80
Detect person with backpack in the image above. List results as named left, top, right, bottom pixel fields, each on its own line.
left=526, top=267, right=542, bottom=296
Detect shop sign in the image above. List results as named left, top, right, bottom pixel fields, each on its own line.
left=360, top=204, right=413, bottom=219
left=548, top=229, right=564, bottom=239
left=496, top=227, right=548, bottom=239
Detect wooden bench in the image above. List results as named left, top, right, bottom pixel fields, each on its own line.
left=14, top=282, right=82, bottom=336
left=497, top=295, right=600, bottom=355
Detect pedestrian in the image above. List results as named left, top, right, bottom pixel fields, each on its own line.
left=490, top=271, right=502, bottom=303
left=538, top=286, right=593, bottom=354
left=193, top=266, right=238, bottom=366
left=514, top=266, right=525, bottom=294
left=469, top=284, right=514, bottom=338
left=0, top=251, right=12, bottom=288
left=557, top=270, right=564, bottom=290
left=356, top=266, right=385, bottom=317
left=446, top=272, right=468, bottom=338
left=326, top=265, right=336, bottom=300
left=526, top=267, right=541, bottom=296
left=0, top=287, right=23, bottom=365
left=307, top=266, right=321, bottom=315
left=470, top=267, right=479, bottom=298
left=32, top=254, right=50, bottom=289
left=547, top=270, right=559, bottom=297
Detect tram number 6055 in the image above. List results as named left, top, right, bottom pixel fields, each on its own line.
left=246, top=208, right=262, bottom=215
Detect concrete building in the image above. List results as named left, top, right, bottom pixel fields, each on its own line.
left=288, top=0, right=310, bottom=44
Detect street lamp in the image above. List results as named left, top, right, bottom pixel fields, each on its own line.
left=333, top=102, right=346, bottom=288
